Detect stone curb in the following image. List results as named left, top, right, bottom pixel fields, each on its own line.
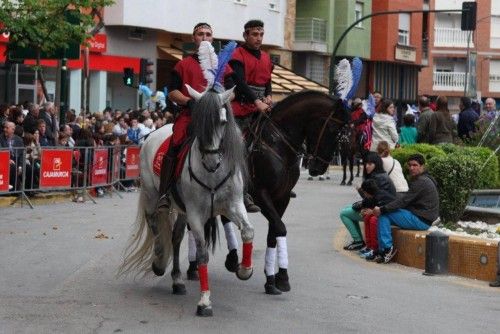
left=336, top=228, right=499, bottom=282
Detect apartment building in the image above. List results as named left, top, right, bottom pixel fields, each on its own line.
left=369, top=0, right=424, bottom=108
left=293, top=0, right=372, bottom=91
left=419, top=0, right=498, bottom=110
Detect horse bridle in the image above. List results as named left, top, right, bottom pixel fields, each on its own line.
left=307, top=109, right=345, bottom=165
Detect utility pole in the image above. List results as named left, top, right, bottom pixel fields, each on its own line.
left=328, top=8, right=465, bottom=95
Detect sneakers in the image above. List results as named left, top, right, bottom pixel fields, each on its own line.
left=376, top=246, right=397, bottom=264
left=343, top=240, right=365, bottom=251
left=489, top=280, right=500, bottom=287
left=365, top=252, right=381, bottom=262
left=359, top=249, right=374, bottom=259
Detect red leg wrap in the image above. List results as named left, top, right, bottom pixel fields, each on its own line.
left=242, top=242, right=253, bottom=268
left=198, top=264, right=209, bottom=292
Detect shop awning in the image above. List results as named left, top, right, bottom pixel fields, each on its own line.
left=158, top=46, right=183, bottom=61
left=272, top=64, right=328, bottom=94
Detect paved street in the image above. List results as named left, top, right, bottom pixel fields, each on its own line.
left=1, top=170, right=499, bottom=334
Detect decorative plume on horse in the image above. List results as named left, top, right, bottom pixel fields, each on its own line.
left=118, top=40, right=254, bottom=317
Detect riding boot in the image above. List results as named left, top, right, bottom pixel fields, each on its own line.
left=158, top=145, right=180, bottom=209
left=290, top=190, right=297, bottom=198
left=244, top=192, right=260, bottom=213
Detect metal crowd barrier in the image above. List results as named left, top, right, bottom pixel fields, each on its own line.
left=0, top=145, right=141, bottom=208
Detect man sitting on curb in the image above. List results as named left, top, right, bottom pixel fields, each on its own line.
left=367, top=154, right=440, bottom=263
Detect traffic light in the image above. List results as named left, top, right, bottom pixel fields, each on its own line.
left=140, top=58, right=154, bottom=85
left=461, top=2, right=477, bottom=31
left=123, top=67, right=134, bottom=87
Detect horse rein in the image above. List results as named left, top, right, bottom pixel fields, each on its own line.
left=308, top=109, right=345, bottom=165
left=187, top=147, right=233, bottom=218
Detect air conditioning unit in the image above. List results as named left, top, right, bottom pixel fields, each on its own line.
left=129, top=28, right=146, bottom=41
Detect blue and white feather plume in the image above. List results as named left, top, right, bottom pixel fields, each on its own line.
left=334, top=58, right=353, bottom=100
left=214, top=40, right=237, bottom=89
left=198, top=40, right=218, bottom=86
left=346, top=57, right=363, bottom=101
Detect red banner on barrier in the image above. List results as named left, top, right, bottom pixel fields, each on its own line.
left=125, top=146, right=140, bottom=179
left=0, top=151, right=10, bottom=192
left=91, top=149, right=108, bottom=186
left=39, top=149, right=72, bottom=189
left=112, top=147, right=121, bottom=182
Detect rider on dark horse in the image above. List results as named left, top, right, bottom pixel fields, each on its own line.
left=158, top=22, right=259, bottom=212
left=350, top=97, right=371, bottom=154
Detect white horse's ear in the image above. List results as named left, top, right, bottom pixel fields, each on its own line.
left=186, top=84, right=203, bottom=101
left=218, top=86, right=235, bottom=105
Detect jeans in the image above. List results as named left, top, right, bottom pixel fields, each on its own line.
left=377, top=209, right=430, bottom=251
left=339, top=205, right=363, bottom=242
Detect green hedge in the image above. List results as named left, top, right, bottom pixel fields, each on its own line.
left=461, top=147, right=499, bottom=189
left=392, top=144, right=446, bottom=176
left=428, top=153, right=482, bottom=223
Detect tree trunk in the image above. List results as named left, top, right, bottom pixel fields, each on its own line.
left=36, top=50, right=50, bottom=103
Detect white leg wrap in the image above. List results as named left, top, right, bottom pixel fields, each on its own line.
left=198, top=290, right=211, bottom=307
left=277, top=236, right=288, bottom=269
left=188, top=230, right=196, bottom=262
left=265, top=247, right=277, bottom=276
left=223, top=222, right=239, bottom=251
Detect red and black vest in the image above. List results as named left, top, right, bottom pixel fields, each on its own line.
left=230, top=46, right=273, bottom=117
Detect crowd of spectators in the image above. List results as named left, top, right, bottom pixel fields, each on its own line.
left=0, top=101, right=173, bottom=197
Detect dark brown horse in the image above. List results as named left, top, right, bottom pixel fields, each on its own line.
left=247, top=90, right=349, bottom=294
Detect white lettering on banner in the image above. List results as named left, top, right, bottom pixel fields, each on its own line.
left=94, top=169, right=106, bottom=175
left=43, top=171, right=69, bottom=178
left=128, top=165, right=139, bottom=170
left=89, top=41, right=105, bottom=50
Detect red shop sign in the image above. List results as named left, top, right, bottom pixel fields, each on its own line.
left=125, top=146, right=140, bottom=179
left=91, top=149, right=108, bottom=186
left=0, top=151, right=10, bottom=192
left=39, top=149, right=72, bottom=189
left=87, top=33, right=107, bottom=53
left=112, top=147, right=121, bottom=182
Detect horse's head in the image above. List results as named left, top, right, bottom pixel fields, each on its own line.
left=306, top=96, right=349, bottom=176
left=187, top=84, right=239, bottom=173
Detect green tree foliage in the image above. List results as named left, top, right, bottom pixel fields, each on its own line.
left=0, top=0, right=114, bottom=100
left=392, top=144, right=446, bottom=176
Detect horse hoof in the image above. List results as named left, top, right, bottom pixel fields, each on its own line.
left=275, top=269, right=291, bottom=292
left=236, top=266, right=253, bottom=281
left=347, top=181, right=353, bottom=186
left=264, top=283, right=282, bottom=295
left=172, top=283, right=186, bottom=295
left=225, top=249, right=239, bottom=273
left=340, top=181, right=346, bottom=186
left=187, top=269, right=199, bottom=281
left=152, top=262, right=165, bottom=276
left=196, top=305, right=213, bottom=317
left=307, top=176, right=313, bottom=181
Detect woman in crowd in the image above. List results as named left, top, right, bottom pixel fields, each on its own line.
left=339, top=152, right=396, bottom=250
left=429, top=95, right=455, bottom=144
left=370, top=98, right=399, bottom=151
left=376, top=141, right=408, bottom=196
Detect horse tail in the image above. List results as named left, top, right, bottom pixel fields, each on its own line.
left=117, top=188, right=173, bottom=278
left=204, top=217, right=219, bottom=254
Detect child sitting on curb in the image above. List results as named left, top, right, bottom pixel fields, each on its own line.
left=357, top=179, right=396, bottom=261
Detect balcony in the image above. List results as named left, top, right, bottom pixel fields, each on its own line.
left=294, top=18, right=327, bottom=53
left=434, top=27, right=473, bottom=48
left=433, top=71, right=466, bottom=91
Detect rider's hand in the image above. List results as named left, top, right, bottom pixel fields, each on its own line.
left=255, top=99, right=270, bottom=113
left=262, top=96, right=273, bottom=105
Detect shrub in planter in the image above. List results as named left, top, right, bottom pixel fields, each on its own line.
left=437, top=143, right=459, bottom=154
left=427, top=152, right=482, bottom=224
left=392, top=144, right=445, bottom=176
left=461, top=146, right=499, bottom=189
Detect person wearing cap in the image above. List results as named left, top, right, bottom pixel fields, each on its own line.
left=229, top=19, right=274, bottom=133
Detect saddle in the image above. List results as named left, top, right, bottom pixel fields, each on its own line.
left=153, top=136, right=190, bottom=179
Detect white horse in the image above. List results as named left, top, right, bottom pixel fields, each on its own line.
left=119, top=86, right=254, bottom=317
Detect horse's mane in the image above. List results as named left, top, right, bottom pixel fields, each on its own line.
left=271, top=90, right=348, bottom=124
left=191, top=90, right=247, bottom=178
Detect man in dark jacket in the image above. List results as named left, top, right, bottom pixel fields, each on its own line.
left=369, top=154, right=440, bottom=263
left=457, top=96, right=479, bottom=140
left=23, top=103, right=41, bottom=134
left=40, top=102, right=58, bottom=145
